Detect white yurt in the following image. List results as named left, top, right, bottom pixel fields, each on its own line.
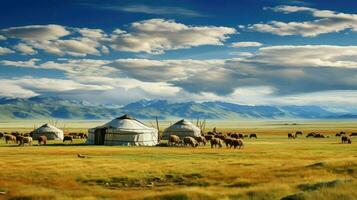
left=31, top=123, right=64, bottom=140
left=87, top=114, right=158, bottom=146
left=163, top=119, right=201, bottom=139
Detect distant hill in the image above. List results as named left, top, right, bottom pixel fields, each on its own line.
left=0, top=96, right=354, bottom=120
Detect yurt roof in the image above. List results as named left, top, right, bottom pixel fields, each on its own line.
left=95, top=114, right=156, bottom=131
left=34, top=123, right=63, bottom=133
left=165, top=119, right=200, bottom=132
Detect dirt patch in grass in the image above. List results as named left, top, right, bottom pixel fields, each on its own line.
left=79, top=173, right=209, bottom=189
left=297, top=179, right=348, bottom=191
left=280, top=192, right=305, bottom=200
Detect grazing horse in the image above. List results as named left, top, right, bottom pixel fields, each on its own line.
left=18, top=136, right=33, bottom=146
left=38, top=135, right=47, bottom=145
left=0, top=132, right=4, bottom=139
left=288, top=133, right=295, bottom=139
left=249, top=133, right=257, bottom=139
left=63, top=136, right=73, bottom=144
left=4, top=134, right=16, bottom=144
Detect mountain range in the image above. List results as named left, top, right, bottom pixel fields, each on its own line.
left=0, top=96, right=355, bottom=120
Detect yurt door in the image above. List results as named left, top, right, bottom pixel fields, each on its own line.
left=94, top=129, right=106, bottom=145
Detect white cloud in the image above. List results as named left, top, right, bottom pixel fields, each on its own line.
left=0, top=46, right=14, bottom=55
left=109, top=18, right=236, bottom=54
left=230, top=41, right=263, bottom=47
left=248, top=5, right=357, bottom=37
left=1, top=24, right=70, bottom=40
left=0, top=35, right=6, bottom=40
left=112, top=4, right=203, bottom=17
left=13, top=43, right=38, bottom=55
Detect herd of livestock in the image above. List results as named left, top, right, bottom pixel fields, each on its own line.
left=0, top=129, right=354, bottom=147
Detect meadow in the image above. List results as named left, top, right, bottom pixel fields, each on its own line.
left=0, top=120, right=356, bottom=200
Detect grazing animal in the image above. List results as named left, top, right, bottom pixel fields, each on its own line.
left=232, top=139, right=244, bottom=149
left=340, top=131, right=346, bottom=135
left=195, top=136, right=206, bottom=146
left=16, top=134, right=23, bottom=144
left=210, top=138, right=222, bottom=148
left=18, top=136, right=33, bottom=146
left=207, top=131, right=215, bottom=136
left=77, top=154, right=86, bottom=158
left=4, top=134, right=16, bottom=144
left=341, top=136, right=352, bottom=144
left=183, top=137, right=198, bottom=147
left=306, top=132, right=316, bottom=138
left=249, top=133, right=257, bottom=139
left=38, top=135, right=47, bottom=145
left=244, top=134, right=249, bottom=138
left=224, top=137, right=233, bottom=148
left=204, top=135, right=213, bottom=141
left=168, top=135, right=181, bottom=146
left=63, top=136, right=73, bottom=143
left=0, top=132, right=4, bottom=139
left=288, top=133, right=295, bottom=139
left=336, top=133, right=341, bottom=137
left=214, top=134, right=226, bottom=140
left=295, top=131, right=303, bottom=137
left=350, top=133, right=357, bottom=137
left=230, top=133, right=238, bottom=139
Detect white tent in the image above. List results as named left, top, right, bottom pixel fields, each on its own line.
left=87, top=114, right=158, bottom=146
left=163, top=119, right=201, bottom=139
left=31, top=123, right=64, bottom=140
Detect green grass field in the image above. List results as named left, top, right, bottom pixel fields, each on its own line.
left=0, top=120, right=356, bottom=200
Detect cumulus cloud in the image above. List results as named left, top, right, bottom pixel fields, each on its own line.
left=1, top=24, right=70, bottom=40
left=0, top=46, right=14, bottom=55
left=0, top=77, right=112, bottom=98
left=248, top=5, right=357, bottom=37
left=13, top=43, right=38, bottom=55
left=230, top=41, right=263, bottom=47
left=109, top=18, right=236, bottom=54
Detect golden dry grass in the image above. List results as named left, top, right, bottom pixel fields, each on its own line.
left=0, top=120, right=356, bottom=200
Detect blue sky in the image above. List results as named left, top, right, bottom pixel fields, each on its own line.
left=1, top=0, right=357, bottom=109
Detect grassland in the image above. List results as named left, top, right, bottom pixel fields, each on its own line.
left=0, top=120, right=356, bottom=200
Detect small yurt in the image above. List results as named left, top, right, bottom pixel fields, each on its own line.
left=163, top=119, right=201, bottom=139
left=87, top=114, right=158, bottom=146
left=31, top=123, right=64, bottom=140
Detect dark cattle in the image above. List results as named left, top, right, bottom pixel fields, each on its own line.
left=341, top=136, right=352, bottom=144
left=78, top=133, right=87, bottom=139
left=244, top=134, right=249, bottom=138
left=0, top=132, right=4, bottom=139
left=249, top=134, right=257, bottom=139
left=238, top=133, right=244, bottom=138
left=195, top=136, right=206, bottom=146
left=63, top=136, right=73, bottom=143
left=336, top=133, right=341, bottom=137
left=288, top=133, right=295, bottom=139
left=350, top=133, right=357, bottom=137
left=38, top=136, right=47, bottom=145
left=169, top=135, right=181, bottom=146
left=224, top=137, right=233, bottom=148
left=314, top=133, right=325, bottom=138
left=18, top=136, right=33, bottom=146
left=16, top=135, right=23, bottom=144
left=183, top=137, right=198, bottom=147
left=306, top=132, right=316, bottom=138
left=295, top=131, right=303, bottom=137
left=340, top=131, right=346, bottom=135
left=214, top=134, right=226, bottom=140
left=231, top=139, right=244, bottom=149
left=230, top=133, right=238, bottom=139
left=204, top=135, right=213, bottom=141
left=210, top=138, right=222, bottom=148
left=207, top=131, right=216, bottom=136
left=4, top=134, right=16, bottom=144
